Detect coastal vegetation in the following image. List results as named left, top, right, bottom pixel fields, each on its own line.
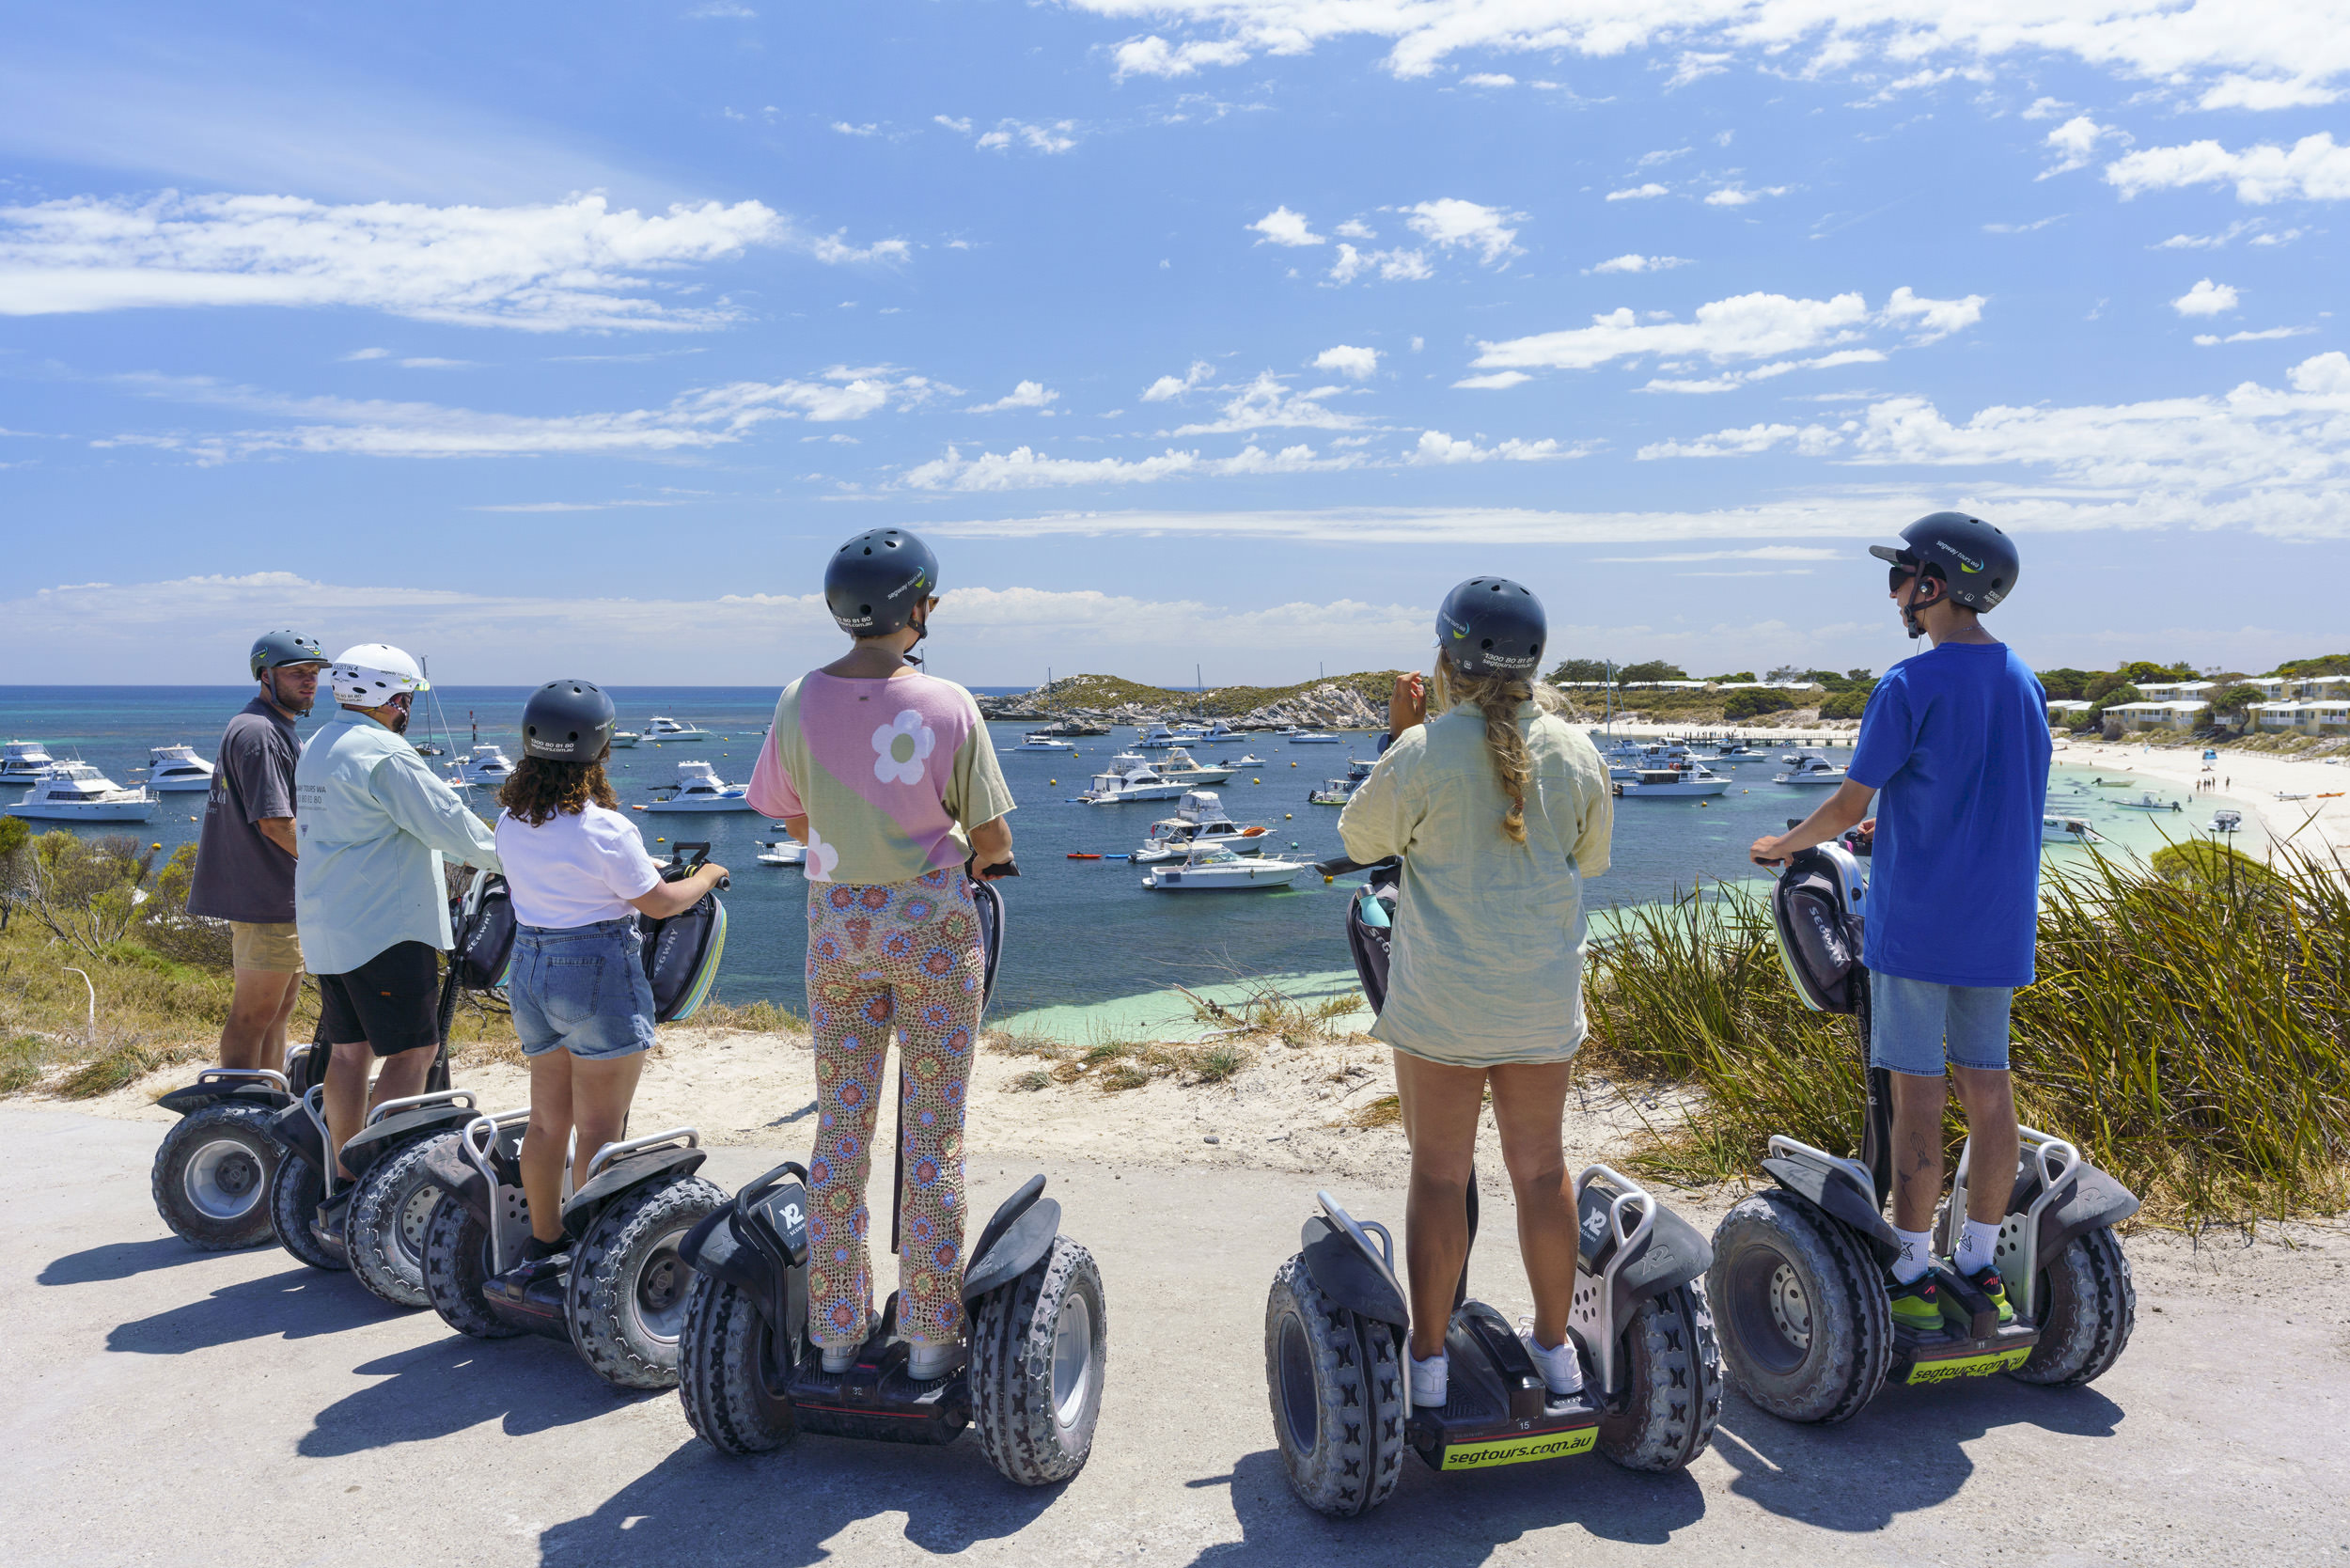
left=1586, top=846, right=2350, bottom=1225
left=1018, top=670, right=1409, bottom=720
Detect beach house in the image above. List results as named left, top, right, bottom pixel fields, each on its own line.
left=2248, top=674, right=2350, bottom=735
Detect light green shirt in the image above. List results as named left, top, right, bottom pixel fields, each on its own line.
left=1337, top=701, right=1613, bottom=1066
left=293, top=711, right=502, bottom=975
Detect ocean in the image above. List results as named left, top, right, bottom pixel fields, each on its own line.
left=0, top=686, right=2246, bottom=1037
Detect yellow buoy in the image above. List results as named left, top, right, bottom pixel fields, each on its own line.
left=1049, top=779, right=1058, bottom=786
left=152, top=842, right=163, bottom=850
left=1284, top=813, right=1292, bottom=820
left=657, top=837, right=666, bottom=842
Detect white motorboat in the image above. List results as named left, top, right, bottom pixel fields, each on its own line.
left=4, top=763, right=155, bottom=823
left=1711, top=741, right=1765, bottom=760
left=1308, top=757, right=1376, bottom=806
left=1141, top=843, right=1308, bottom=891
left=610, top=730, right=640, bottom=749
left=1134, top=722, right=1206, bottom=750
left=448, top=744, right=515, bottom=787
left=1774, top=756, right=1849, bottom=786
left=756, top=836, right=807, bottom=867
left=2042, top=815, right=2105, bottom=845
left=645, top=716, right=709, bottom=743
left=1156, top=746, right=1235, bottom=787
left=1133, top=791, right=1275, bottom=863
left=1080, top=749, right=1232, bottom=804
left=647, top=760, right=757, bottom=812
left=1196, top=721, right=1244, bottom=743
left=143, top=745, right=216, bottom=792
left=1, top=740, right=56, bottom=786
left=1616, top=762, right=1732, bottom=798
left=2208, top=808, right=2244, bottom=836
left=1219, top=753, right=1267, bottom=767
left=2116, top=792, right=2183, bottom=813
left=1290, top=731, right=1341, bottom=745
left=1014, top=732, right=1077, bottom=753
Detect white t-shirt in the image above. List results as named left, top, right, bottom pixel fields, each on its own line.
left=494, top=804, right=664, bottom=929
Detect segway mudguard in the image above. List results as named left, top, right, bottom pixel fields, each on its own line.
left=262, top=1092, right=330, bottom=1168
left=959, top=1176, right=1060, bottom=1302
left=641, top=843, right=728, bottom=1023
left=2022, top=1159, right=2138, bottom=1268
left=155, top=1069, right=294, bottom=1118
left=1574, top=1170, right=1712, bottom=1309
left=337, top=1092, right=481, bottom=1181
left=1299, top=1192, right=1411, bottom=1333
left=1761, top=1137, right=1903, bottom=1266
left=558, top=1130, right=708, bottom=1238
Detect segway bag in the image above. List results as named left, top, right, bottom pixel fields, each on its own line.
left=641, top=843, right=728, bottom=1023
left=1315, top=855, right=1402, bottom=1014
left=449, top=872, right=515, bottom=991
left=1771, top=843, right=1867, bottom=1014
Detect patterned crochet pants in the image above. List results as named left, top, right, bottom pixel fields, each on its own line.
left=803, top=867, right=983, bottom=1352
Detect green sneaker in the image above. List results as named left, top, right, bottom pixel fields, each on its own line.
left=1961, top=1262, right=2015, bottom=1326
left=1888, top=1273, right=1943, bottom=1334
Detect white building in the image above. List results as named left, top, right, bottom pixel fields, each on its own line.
left=2104, top=699, right=2212, bottom=731
left=2252, top=698, right=2350, bottom=736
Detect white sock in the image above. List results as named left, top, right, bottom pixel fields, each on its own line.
left=1409, top=1350, right=1448, bottom=1406
left=1890, top=1225, right=1933, bottom=1284
left=1954, top=1218, right=2001, bottom=1277
left=1521, top=1331, right=1586, bottom=1397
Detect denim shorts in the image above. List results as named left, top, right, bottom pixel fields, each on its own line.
left=510, top=917, right=657, bottom=1060
left=1868, top=972, right=2013, bottom=1074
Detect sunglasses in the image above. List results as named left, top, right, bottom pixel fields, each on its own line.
left=1887, top=562, right=1919, bottom=593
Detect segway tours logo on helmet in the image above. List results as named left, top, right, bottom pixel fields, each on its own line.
left=1933, top=540, right=1986, bottom=575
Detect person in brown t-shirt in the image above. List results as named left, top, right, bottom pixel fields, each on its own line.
left=187, top=631, right=328, bottom=1072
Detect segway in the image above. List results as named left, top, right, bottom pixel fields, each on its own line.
left=259, top=870, right=509, bottom=1289
left=1707, top=843, right=2138, bottom=1423
left=149, top=1042, right=322, bottom=1250
left=674, top=873, right=1111, bottom=1485
left=1264, top=857, right=1722, bottom=1516
left=415, top=846, right=732, bottom=1388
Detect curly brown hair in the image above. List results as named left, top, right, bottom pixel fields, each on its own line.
left=498, top=755, right=619, bottom=825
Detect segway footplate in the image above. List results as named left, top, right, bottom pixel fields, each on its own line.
left=1892, top=1268, right=2041, bottom=1385
left=1408, top=1303, right=1601, bottom=1472
left=785, top=1330, right=971, bottom=1445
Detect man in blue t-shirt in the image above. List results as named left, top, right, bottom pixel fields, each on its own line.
left=1751, top=511, right=2047, bottom=1333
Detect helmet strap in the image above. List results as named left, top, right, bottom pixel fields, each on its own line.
left=1897, top=572, right=1940, bottom=640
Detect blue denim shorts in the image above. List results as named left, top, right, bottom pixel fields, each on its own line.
left=1869, top=972, right=2013, bottom=1075
left=510, top=917, right=657, bottom=1059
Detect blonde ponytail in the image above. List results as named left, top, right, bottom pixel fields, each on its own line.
left=1434, top=651, right=1536, bottom=844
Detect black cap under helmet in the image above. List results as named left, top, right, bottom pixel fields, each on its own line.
left=1869, top=511, right=2020, bottom=615
left=521, top=679, right=618, bottom=761
left=825, top=528, right=940, bottom=638
left=1435, top=577, right=1547, bottom=679
left=249, top=630, right=326, bottom=682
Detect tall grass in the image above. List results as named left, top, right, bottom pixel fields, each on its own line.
left=1586, top=852, right=2350, bottom=1224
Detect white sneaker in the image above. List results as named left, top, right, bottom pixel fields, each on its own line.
left=1409, top=1350, right=1449, bottom=1407
left=905, top=1340, right=962, bottom=1381
left=819, top=1312, right=876, bottom=1372
left=1519, top=1324, right=1586, bottom=1397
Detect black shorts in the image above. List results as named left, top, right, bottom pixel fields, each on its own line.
left=316, top=941, right=444, bottom=1058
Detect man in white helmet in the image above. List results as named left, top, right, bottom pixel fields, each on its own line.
left=293, top=643, right=501, bottom=1235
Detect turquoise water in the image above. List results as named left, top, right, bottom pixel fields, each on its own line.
left=0, top=687, right=2262, bottom=1039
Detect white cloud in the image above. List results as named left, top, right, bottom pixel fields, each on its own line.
left=1703, top=184, right=1788, bottom=207
left=1113, top=34, right=1253, bottom=78
left=933, top=116, right=974, bottom=133
left=1665, top=51, right=1731, bottom=88
left=2107, top=133, right=2350, bottom=204
left=1637, top=422, right=1848, bottom=459
left=1399, top=197, right=1523, bottom=264
left=1461, top=72, right=1516, bottom=87
left=2021, top=96, right=2074, bottom=120
left=0, top=192, right=887, bottom=332
left=1247, top=205, right=1324, bottom=246
left=973, top=120, right=1079, bottom=154
left=832, top=121, right=880, bottom=137
left=2040, top=116, right=2130, bottom=179
left=967, top=380, right=1061, bottom=413
left=2293, top=352, right=2350, bottom=394
left=1606, top=183, right=1669, bottom=201
left=1167, top=371, right=1371, bottom=434
left=685, top=3, right=757, bottom=17
left=901, top=441, right=1354, bottom=491
left=341, top=347, right=390, bottom=361
left=1407, top=430, right=1570, bottom=463
left=1141, top=360, right=1214, bottom=400
left=1590, top=254, right=1691, bottom=274
left=1334, top=218, right=1377, bottom=239
left=1327, top=243, right=1432, bottom=284
left=2172, top=278, right=2239, bottom=316
left=1311, top=344, right=1380, bottom=380
left=1637, top=147, right=1693, bottom=167
left=1883, top=285, right=1986, bottom=343
left=2194, top=326, right=2313, bottom=344
left=1451, top=370, right=1532, bottom=390
left=398, top=357, right=473, bottom=369
left=94, top=365, right=937, bottom=463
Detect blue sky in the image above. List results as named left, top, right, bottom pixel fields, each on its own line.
left=4, top=1, right=2346, bottom=687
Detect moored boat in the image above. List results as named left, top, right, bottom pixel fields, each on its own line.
left=144, top=745, right=216, bottom=792
left=1141, top=842, right=1308, bottom=891
left=5, top=762, right=156, bottom=822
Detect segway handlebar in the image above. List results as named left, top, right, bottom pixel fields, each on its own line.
left=731, top=1158, right=811, bottom=1224
left=1312, top=855, right=1400, bottom=878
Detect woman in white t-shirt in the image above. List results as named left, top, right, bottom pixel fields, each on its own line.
left=486, top=680, right=727, bottom=1297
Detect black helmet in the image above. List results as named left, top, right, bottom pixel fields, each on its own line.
left=1435, top=577, right=1546, bottom=678
left=520, top=679, right=618, bottom=760
left=825, top=527, right=939, bottom=638
left=1869, top=511, right=2019, bottom=617
left=249, top=630, right=326, bottom=681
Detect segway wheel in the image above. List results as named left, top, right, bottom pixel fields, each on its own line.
left=346, top=1133, right=456, bottom=1310
left=1707, top=1190, right=1889, bottom=1424
left=1596, top=1281, right=1723, bottom=1471
left=2010, top=1227, right=2136, bottom=1387
left=567, top=1174, right=728, bottom=1390
left=150, top=1104, right=278, bottom=1250
left=1261, top=1253, right=1403, bottom=1517
left=267, top=1148, right=349, bottom=1272
left=677, top=1273, right=798, bottom=1454
left=971, top=1236, right=1107, bottom=1486
left=420, top=1189, right=526, bottom=1339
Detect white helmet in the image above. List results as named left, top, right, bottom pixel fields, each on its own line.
left=329, top=643, right=431, bottom=707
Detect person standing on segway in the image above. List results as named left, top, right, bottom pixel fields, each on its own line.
left=481, top=679, right=728, bottom=1300
left=1334, top=579, right=1613, bottom=1410
left=186, top=631, right=330, bottom=1072
left=745, top=526, right=1017, bottom=1383
left=1749, top=512, right=2046, bottom=1333
left=294, top=643, right=501, bottom=1240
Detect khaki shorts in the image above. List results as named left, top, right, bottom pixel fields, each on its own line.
left=229, top=920, right=306, bottom=974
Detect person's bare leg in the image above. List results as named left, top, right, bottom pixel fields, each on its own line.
left=520, top=1049, right=576, bottom=1246
left=568, top=1053, right=647, bottom=1196
left=1487, top=1061, right=1578, bottom=1347
left=1951, top=1066, right=2018, bottom=1223
left=1392, top=1050, right=1487, bottom=1361
left=323, top=1041, right=373, bottom=1179
left=367, top=1044, right=434, bottom=1121
left=1887, top=1069, right=1950, bottom=1233
left=220, top=969, right=302, bottom=1073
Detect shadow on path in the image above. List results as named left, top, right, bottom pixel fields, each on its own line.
left=105, top=1268, right=387, bottom=1354
left=42, top=1236, right=239, bottom=1286
left=301, top=1335, right=634, bottom=1456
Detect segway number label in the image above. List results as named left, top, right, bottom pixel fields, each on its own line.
left=762, top=1183, right=809, bottom=1258
left=1904, top=1344, right=2031, bottom=1385
left=1438, top=1426, right=1599, bottom=1470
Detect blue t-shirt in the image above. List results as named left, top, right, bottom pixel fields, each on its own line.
left=1846, top=641, right=2051, bottom=988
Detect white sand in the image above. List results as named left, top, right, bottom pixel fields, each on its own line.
left=2064, top=738, right=2350, bottom=855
